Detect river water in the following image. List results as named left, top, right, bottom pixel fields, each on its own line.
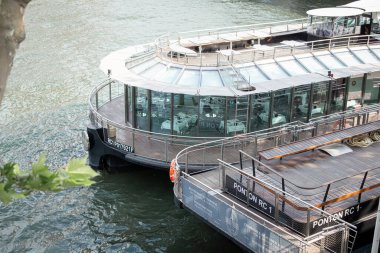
left=0, top=0, right=354, bottom=252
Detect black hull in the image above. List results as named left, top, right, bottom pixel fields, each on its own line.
left=86, top=125, right=215, bottom=172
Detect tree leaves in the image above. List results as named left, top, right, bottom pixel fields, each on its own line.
left=0, top=156, right=99, bottom=204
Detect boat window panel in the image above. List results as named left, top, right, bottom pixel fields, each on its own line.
left=172, top=94, right=199, bottom=136
left=351, top=50, right=379, bottom=64
left=251, top=93, right=271, bottom=131
left=177, top=70, right=200, bottom=87
left=315, top=53, right=345, bottom=69
left=296, top=57, right=326, bottom=72
left=130, top=60, right=157, bottom=74
left=364, top=71, right=380, bottom=105
left=154, top=67, right=182, bottom=83
left=140, top=63, right=166, bottom=78
left=151, top=91, right=172, bottom=134
left=371, top=48, right=380, bottom=59
left=258, top=63, right=289, bottom=80
left=277, top=60, right=309, bottom=76
left=219, top=68, right=235, bottom=87
left=273, top=89, right=291, bottom=125
left=225, top=97, right=248, bottom=136
left=311, top=82, right=328, bottom=119
left=332, top=51, right=362, bottom=66
left=330, top=79, right=346, bottom=114
left=127, top=85, right=133, bottom=123
left=347, top=75, right=363, bottom=109
left=199, top=96, right=226, bottom=137
left=292, top=85, right=310, bottom=123
left=201, top=70, right=224, bottom=87
left=239, top=66, right=269, bottom=84
left=135, top=88, right=149, bottom=131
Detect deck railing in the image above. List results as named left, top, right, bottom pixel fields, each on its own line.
left=174, top=104, right=380, bottom=210
left=89, top=80, right=225, bottom=164
left=154, top=34, right=380, bottom=67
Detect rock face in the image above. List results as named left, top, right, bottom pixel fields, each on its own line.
left=0, top=0, right=31, bottom=105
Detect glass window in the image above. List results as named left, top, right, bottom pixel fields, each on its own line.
left=332, top=51, right=362, bottom=66
left=292, top=85, right=310, bottom=123
left=135, top=88, right=149, bottom=131
left=239, top=66, right=269, bottom=84
left=347, top=75, right=363, bottom=109
left=351, top=49, right=379, bottom=64
left=330, top=79, right=346, bottom=114
left=258, top=63, right=289, bottom=80
left=177, top=70, right=200, bottom=87
left=201, top=70, right=223, bottom=87
left=251, top=93, right=271, bottom=131
left=311, top=82, right=328, bottom=118
left=155, top=67, right=182, bottom=83
left=273, top=89, right=291, bottom=126
left=315, top=53, right=346, bottom=69
left=140, top=63, right=166, bottom=79
left=296, top=56, right=327, bottom=73
left=224, top=97, right=248, bottom=136
left=173, top=94, right=199, bottom=136
left=151, top=91, right=171, bottom=134
left=127, top=85, right=133, bottom=124
left=364, top=72, right=380, bottom=105
left=277, top=60, right=309, bottom=76
left=199, top=96, right=225, bottom=137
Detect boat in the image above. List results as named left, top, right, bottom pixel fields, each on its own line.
left=84, top=0, right=380, bottom=173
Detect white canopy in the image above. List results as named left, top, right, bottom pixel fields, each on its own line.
left=343, top=0, right=380, bottom=12
left=169, top=43, right=197, bottom=56
left=307, top=7, right=364, bottom=17
left=217, top=49, right=241, bottom=56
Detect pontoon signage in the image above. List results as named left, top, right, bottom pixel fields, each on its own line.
left=226, top=175, right=275, bottom=218
left=107, top=138, right=134, bottom=153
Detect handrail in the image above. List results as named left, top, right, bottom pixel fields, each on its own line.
left=240, top=151, right=380, bottom=191
left=176, top=18, right=309, bottom=38
left=182, top=171, right=309, bottom=249
left=218, top=159, right=357, bottom=230
left=152, top=34, right=380, bottom=67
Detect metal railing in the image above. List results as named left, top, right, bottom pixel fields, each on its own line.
left=174, top=104, right=380, bottom=212
left=155, top=34, right=380, bottom=67
left=175, top=103, right=380, bottom=171
left=179, top=160, right=357, bottom=252
left=89, top=80, right=224, bottom=164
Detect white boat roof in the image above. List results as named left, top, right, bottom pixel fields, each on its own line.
left=306, top=7, right=364, bottom=17
left=343, top=0, right=380, bottom=12
left=100, top=42, right=380, bottom=96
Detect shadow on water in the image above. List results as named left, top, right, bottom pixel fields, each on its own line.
left=85, top=166, right=244, bottom=253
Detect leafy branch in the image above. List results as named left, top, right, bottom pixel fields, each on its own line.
left=0, top=156, right=99, bottom=204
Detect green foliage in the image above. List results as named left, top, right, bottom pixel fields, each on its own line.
left=0, top=156, right=99, bottom=204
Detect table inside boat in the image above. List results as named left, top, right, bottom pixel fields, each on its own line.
left=219, top=119, right=247, bottom=134
left=160, top=113, right=198, bottom=134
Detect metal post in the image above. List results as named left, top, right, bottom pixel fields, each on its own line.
left=96, top=92, right=99, bottom=110
left=341, top=226, right=348, bottom=253
left=165, top=138, right=168, bottom=162
left=358, top=171, right=368, bottom=203
left=371, top=198, right=380, bottom=253
left=246, top=178, right=251, bottom=207
left=306, top=209, right=311, bottom=237
left=322, top=184, right=331, bottom=211
left=109, top=82, right=112, bottom=102
left=239, top=152, right=243, bottom=183
left=275, top=193, right=279, bottom=223
left=221, top=163, right=226, bottom=191
left=186, top=152, right=189, bottom=174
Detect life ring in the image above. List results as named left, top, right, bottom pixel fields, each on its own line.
left=169, top=159, right=177, bottom=183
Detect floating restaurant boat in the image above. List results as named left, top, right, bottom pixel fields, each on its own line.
left=85, top=0, right=380, bottom=173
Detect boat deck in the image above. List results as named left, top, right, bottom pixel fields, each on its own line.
left=192, top=140, right=380, bottom=215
